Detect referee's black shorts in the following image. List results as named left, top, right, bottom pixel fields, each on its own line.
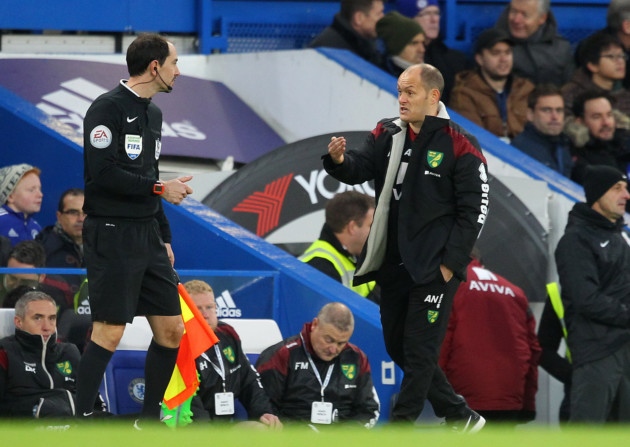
left=83, top=216, right=180, bottom=324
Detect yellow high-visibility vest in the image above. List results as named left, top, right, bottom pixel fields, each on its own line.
left=300, top=240, right=375, bottom=298
left=546, top=282, right=572, bottom=363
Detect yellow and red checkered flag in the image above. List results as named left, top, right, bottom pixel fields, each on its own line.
left=163, top=283, right=219, bottom=409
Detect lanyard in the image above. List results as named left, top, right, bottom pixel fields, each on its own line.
left=301, top=333, right=334, bottom=402
left=201, top=345, right=226, bottom=392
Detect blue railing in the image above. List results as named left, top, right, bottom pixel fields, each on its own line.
left=0, top=0, right=610, bottom=54
left=0, top=267, right=281, bottom=319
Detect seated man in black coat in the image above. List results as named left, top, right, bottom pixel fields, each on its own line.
left=309, top=0, right=385, bottom=69
left=0, top=291, right=81, bottom=417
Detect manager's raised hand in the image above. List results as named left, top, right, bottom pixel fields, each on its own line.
left=328, top=136, right=346, bottom=165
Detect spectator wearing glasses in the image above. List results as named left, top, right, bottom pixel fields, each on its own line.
left=36, top=188, right=86, bottom=296
left=562, top=31, right=630, bottom=117
left=576, top=0, right=630, bottom=90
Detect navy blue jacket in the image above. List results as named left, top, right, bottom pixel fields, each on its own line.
left=511, top=122, right=573, bottom=177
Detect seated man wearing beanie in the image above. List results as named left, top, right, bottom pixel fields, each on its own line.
left=0, top=164, right=43, bottom=246
left=377, top=11, right=426, bottom=77
left=555, top=165, right=630, bottom=423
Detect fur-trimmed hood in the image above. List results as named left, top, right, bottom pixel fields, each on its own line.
left=564, top=109, right=630, bottom=148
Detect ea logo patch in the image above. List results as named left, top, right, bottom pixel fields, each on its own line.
left=128, top=378, right=145, bottom=404
left=90, top=125, right=112, bottom=149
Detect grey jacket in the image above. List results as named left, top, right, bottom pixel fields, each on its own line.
left=495, top=7, right=574, bottom=86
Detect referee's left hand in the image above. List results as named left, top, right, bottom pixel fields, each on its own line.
left=162, top=176, right=194, bottom=205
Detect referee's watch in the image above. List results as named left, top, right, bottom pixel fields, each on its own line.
left=153, top=181, right=165, bottom=196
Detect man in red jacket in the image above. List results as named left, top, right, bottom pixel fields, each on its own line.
left=439, top=250, right=541, bottom=425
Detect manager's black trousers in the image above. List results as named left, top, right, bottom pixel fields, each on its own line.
left=378, top=264, right=468, bottom=422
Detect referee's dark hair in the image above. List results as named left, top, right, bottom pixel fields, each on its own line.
left=325, top=191, right=375, bottom=233
left=127, top=33, right=171, bottom=77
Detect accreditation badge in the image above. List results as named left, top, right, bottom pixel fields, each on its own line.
left=311, top=401, right=333, bottom=424
left=214, top=392, right=235, bottom=415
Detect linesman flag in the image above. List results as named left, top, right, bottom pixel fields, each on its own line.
left=163, top=283, right=219, bottom=409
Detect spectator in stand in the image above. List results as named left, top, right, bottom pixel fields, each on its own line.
left=36, top=188, right=86, bottom=296
left=181, top=280, right=281, bottom=428
left=450, top=28, right=535, bottom=143
left=511, top=84, right=573, bottom=177
left=1, top=241, right=70, bottom=314
left=494, top=0, right=574, bottom=86
left=608, top=0, right=630, bottom=89
left=439, top=248, right=541, bottom=425
left=564, top=90, right=630, bottom=185
left=377, top=11, right=426, bottom=78
left=0, top=291, right=81, bottom=418
left=309, top=0, right=385, bottom=69
left=0, top=164, right=43, bottom=246
left=395, top=0, right=470, bottom=105
left=576, top=1, right=630, bottom=90
left=299, top=191, right=377, bottom=303
left=256, top=302, right=380, bottom=428
left=555, top=165, right=630, bottom=423
left=562, top=32, right=630, bottom=118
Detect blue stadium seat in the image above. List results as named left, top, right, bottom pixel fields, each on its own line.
left=100, top=350, right=148, bottom=415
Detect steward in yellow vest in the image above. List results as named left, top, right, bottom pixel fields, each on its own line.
left=300, top=237, right=376, bottom=299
